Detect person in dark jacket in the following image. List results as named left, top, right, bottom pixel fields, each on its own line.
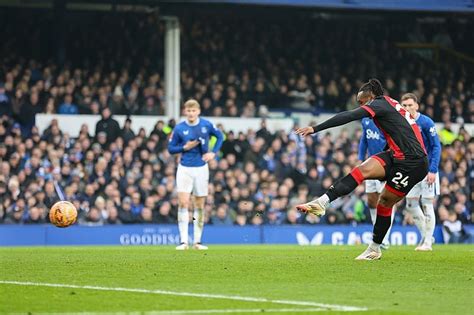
left=19, top=92, right=43, bottom=137
left=121, top=118, right=135, bottom=144
left=95, top=107, right=121, bottom=145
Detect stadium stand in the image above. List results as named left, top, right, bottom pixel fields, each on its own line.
left=0, top=9, right=472, bottom=227
left=0, top=113, right=471, bottom=226
left=1, top=10, right=473, bottom=122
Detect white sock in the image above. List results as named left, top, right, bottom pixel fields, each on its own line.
left=178, top=208, right=189, bottom=244
left=369, top=208, right=376, bottom=225
left=407, top=199, right=425, bottom=242
left=193, top=208, right=204, bottom=244
left=422, top=198, right=435, bottom=246
left=369, top=242, right=381, bottom=252
left=317, top=194, right=330, bottom=208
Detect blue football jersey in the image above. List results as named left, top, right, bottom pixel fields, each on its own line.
left=415, top=113, right=441, bottom=173
left=358, top=117, right=386, bottom=160
left=168, top=118, right=224, bottom=167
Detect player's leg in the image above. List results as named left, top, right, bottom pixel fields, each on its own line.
left=296, top=152, right=390, bottom=216
left=374, top=181, right=395, bottom=249
left=405, top=183, right=425, bottom=249
left=356, top=156, right=429, bottom=260
left=192, top=196, right=207, bottom=250
left=418, top=173, right=439, bottom=251
left=176, top=165, right=194, bottom=250
left=365, top=183, right=379, bottom=224
left=191, top=164, right=209, bottom=250
left=356, top=188, right=403, bottom=260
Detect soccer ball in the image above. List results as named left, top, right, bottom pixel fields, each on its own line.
left=49, top=201, right=77, bottom=228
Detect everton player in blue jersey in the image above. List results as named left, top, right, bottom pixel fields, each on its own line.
left=401, top=93, right=441, bottom=251
left=359, top=117, right=394, bottom=248
left=296, top=79, right=428, bottom=260
left=168, top=99, right=224, bottom=250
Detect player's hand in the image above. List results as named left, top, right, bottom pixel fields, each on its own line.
left=183, top=140, right=200, bottom=151
left=426, top=172, right=436, bottom=185
left=294, top=126, right=315, bottom=137
left=202, top=152, right=216, bottom=162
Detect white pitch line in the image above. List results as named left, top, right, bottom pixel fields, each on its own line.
left=37, top=308, right=332, bottom=314
left=0, top=280, right=367, bottom=312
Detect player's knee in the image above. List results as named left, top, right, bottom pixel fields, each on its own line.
left=194, top=197, right=205, bottom=209
left=368, top=195, right=378, bottom=209
left=368, top=201, right=377, bottom=209
left=349, top=166, right=365, bottom=184
left=378, top=194, right=396, bottom=208
left=357, top=164, right=371, bottom=177
left=178, top=199, right=190, bottom=209
left=406, top=198, right=419, bottom=209
left=421, top=197, right=434, bottom=207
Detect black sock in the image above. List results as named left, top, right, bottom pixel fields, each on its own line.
left=326, top=173, right=360, bottom=202
left=373, top=215, right=392, bottom=244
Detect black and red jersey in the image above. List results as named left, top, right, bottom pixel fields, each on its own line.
left=361, top=96, right=426, bottom=160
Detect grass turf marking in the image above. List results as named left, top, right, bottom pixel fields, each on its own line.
left=0, top=280, right=367, bottom=312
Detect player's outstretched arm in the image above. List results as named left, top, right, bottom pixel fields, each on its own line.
left=295, top=107, right=370, bottom=136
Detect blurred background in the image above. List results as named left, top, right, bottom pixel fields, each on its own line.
left=0, top=0, right=472, bottom=245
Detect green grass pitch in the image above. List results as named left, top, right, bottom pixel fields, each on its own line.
left=1, top=245, right=473, bottom=314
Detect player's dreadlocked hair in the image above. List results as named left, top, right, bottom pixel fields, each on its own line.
left=359, top=78, right=384, bottom=97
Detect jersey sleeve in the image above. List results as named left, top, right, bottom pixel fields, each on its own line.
left=358, top=122, right=367, bottom=161
left=167, top=127, right=184, bottom=154
left=209, top=121, right=224, bottom=153
left=423, top=117, right=441, bottom=173
left=312, top=107, right=369, bottom=133
left=360, top=99, right=386, bottom=118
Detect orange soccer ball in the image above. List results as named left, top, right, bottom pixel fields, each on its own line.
left=49, top=201, right=77, bottom=228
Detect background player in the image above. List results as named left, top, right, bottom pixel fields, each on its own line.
left=295, top=79, right=428, bottom=260
left=358, top=105, right=394, bottom=249
left=168, top=99, right=224, bottom=250
left=401, top=93, right=441, bottom=252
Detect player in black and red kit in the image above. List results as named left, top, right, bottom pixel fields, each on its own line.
left=295, top=79, right=428, bottom=260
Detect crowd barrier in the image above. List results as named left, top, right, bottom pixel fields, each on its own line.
left=2, top=224, right=472, bottom=246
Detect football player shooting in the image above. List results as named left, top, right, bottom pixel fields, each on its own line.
left=295, top=79, right=428, bottom=260
left=168, top=99, right=224, bottom=250
left=401, top=93, right=441, bottom=252
left=358, top=113, right=394, bottom=249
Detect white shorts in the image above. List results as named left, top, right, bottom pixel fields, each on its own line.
left=406, top=172, right=440, bottom=198
left=365, top=180, right=384, bottom=194
left=176, top=164, right=209, bottom=197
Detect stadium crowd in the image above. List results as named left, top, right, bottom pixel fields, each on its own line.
left=0, top=10, right=472, bottom=227
left=1, top=11, right=473, bottom=132
left=0, top=111, right=472, bottom=226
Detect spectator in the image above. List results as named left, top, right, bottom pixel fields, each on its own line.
left=140, top=97, right=162, bottom=116
left=155, top=201, right=175, bottom=224
left=211, top=205, right=233, bottom=225
left=119, top=197, right=135, bottom=224
left=19, top=92, right=42, bottom=137
left=78, top=206, right=104, bottom=226
left=121, top=118, right=135, bottom=144
left=95, top=107, right=121, bottom=145
left=58, top=94, right=79, bottom=115
left=0, top=83, right=11, bottom=118
left=24, top=206, right=46, bottom=224
left=139, top=207, right=154, bottom=223
left=442, top=211, right=471, bottom=244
